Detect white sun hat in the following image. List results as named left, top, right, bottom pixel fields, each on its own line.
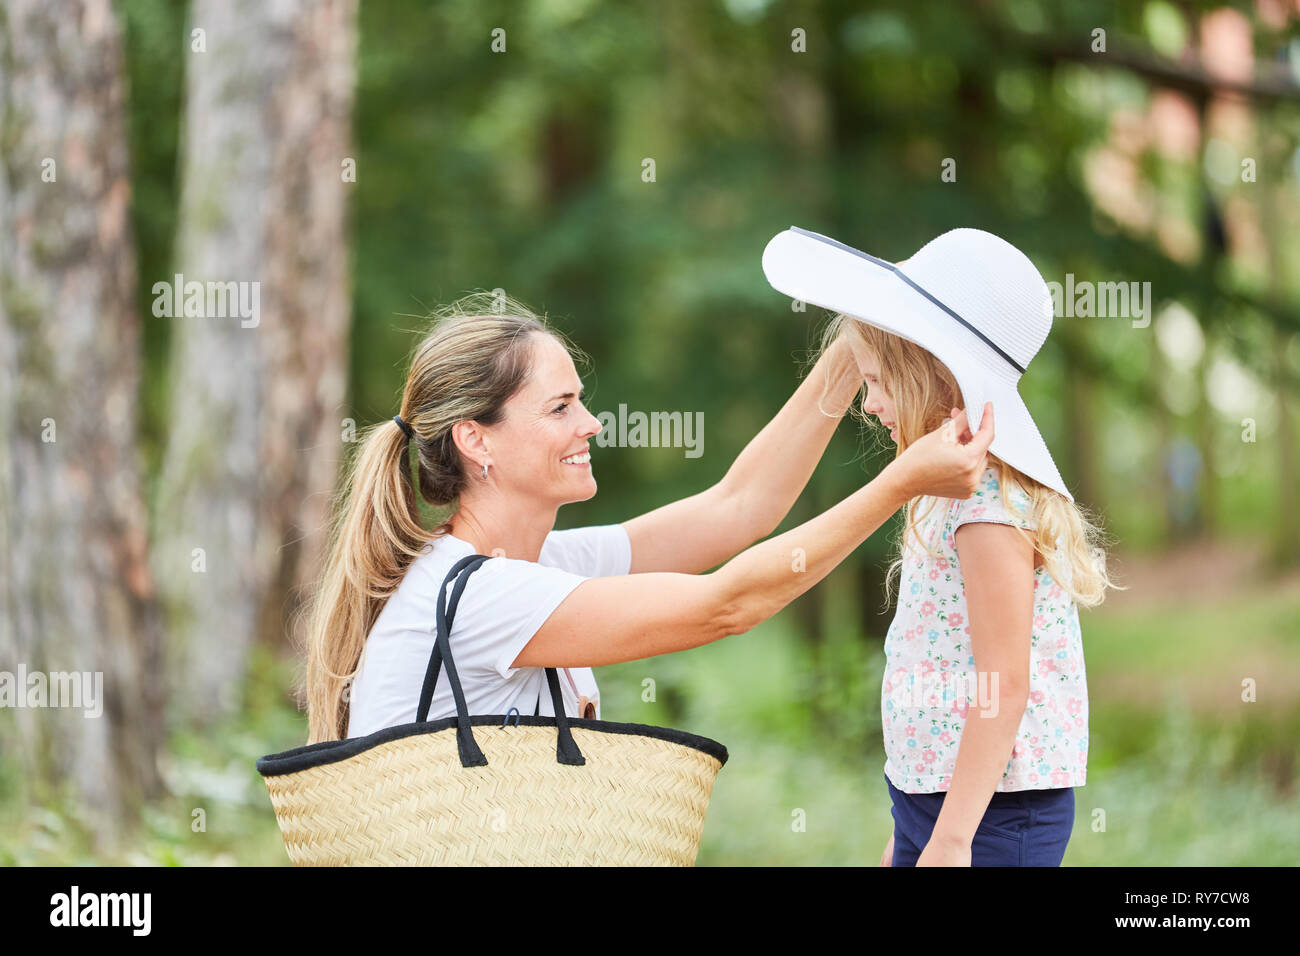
left=762, top=225, right=1072, bottom=502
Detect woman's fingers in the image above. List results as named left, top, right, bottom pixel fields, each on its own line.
left=968, top=402, right=995, bottom=455
left=887, top=402, right=996, bottom=500
left=949, top=406, right=971, bottom=444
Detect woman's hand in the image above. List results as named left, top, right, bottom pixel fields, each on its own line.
left=883, top=403, right=994, bottom=501
left=880, top=830, right=895, bottom=867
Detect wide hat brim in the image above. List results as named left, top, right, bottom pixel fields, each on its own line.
left=762, top=227, right=1072, bottom=502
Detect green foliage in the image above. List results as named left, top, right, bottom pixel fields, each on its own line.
left=63, top=0, right=1300, bottom=865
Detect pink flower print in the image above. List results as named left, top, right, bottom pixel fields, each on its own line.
left=953, top=699, right=969, bottom=718
left=929, top=569, right=940, bottom=581
left=970, top=506, right=986, bottom=518
left=940, top=731, right=952, bottom=744
left=921, top=601, right=936, bottom=617
left=940, top=662, right=950, bottom=673
left=922, top=750, right=937, bottom=764
left=919, top=659, right=935, bottom=676
left=1049, top=585, right=1062, bottom=600
left=936, top=557, right=949, bottom=571
left=915, top=763, right=925, bottom=773
left=1029, top=772, right=1039, bottom=783
left=1012, top=742, right=1026, bottom=757
left=948, top=613, right=964, bottom=628
left=1051, top=771, right=1070, bottom=786
left=938, top=777, right=950, bottom=791
left=1067, top=697, right=1082, bottom=716
left=1037, top=659, right=1056, bottom=677
left=1029, top=690, right=1045, bottom=704
left=1029, top=736, right=1038, bottom=744
left=1074, top=717, right=1084, bottom=729
left=905, top=725, right=917, bottom=737
left=1032, top=747, right=1045, bottom=760
left=1034, top=614, right=1048, bottom=630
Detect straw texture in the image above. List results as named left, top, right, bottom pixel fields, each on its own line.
left=262, top=724, right=724, bottom=866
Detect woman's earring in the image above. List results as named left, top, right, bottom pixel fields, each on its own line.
left=481, top=462, right=489, bottom=480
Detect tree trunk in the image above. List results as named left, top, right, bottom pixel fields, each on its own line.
left=154, top=0, right=357, bottom=726
left=0, top=0, right=163, bottom=847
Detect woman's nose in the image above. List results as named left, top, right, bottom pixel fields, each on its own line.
left=579, top=407, right=602, bottom=438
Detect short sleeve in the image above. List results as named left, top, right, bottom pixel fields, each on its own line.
left=538, top=523, right=632, bottom=578
left=953, top=467, right=1036, bottom=532
left=417, top=555, right=591, bottom=681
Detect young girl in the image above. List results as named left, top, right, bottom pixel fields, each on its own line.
left=764, top=224, right=1118, bottom=867
left=831, top=313, right=1116, bottom=867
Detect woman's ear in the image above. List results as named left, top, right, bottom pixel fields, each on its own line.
left=450, top=420, right=490, bottom=467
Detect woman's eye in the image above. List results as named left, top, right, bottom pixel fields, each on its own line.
left=552, top=403, right=569, bottom=415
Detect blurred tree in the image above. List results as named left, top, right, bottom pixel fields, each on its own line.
left=153, top=0, right=358, bottom=726
left=0, top=0, right=163, bottom=845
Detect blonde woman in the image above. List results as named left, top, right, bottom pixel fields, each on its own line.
left=304, top=291, right=995, bottom=746
left=764, top=225, right=1119, bottom=867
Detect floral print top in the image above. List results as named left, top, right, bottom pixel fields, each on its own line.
left=881, top=466, right=1088, bottom=793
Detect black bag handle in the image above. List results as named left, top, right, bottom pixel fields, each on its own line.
left=416, top=553, right=585, bottom=768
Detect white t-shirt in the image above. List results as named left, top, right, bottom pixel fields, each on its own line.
left=345, top=523, right=632, bottom=739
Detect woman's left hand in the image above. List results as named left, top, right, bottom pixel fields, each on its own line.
left=916, top=837, right=972, bottom=867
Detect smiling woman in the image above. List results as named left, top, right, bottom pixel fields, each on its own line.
left=301, top=291, right=996, bottom=746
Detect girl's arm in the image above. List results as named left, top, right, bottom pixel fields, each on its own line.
left=920, top=522, right=1034, bottom=864
left=514, top=406, right=995, bottom=668
left=621, top=335, right=860, bottom=574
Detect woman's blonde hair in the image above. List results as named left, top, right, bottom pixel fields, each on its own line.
left=299, top=292, right=580, bottom=743
left=820, top=312, right=1119, bottom=609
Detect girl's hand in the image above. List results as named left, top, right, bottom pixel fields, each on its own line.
left=916, top=837, right=972, bottom=867
left=884, top=403, right=993, bottom=501
left=880, top=830, right=895, bottom=867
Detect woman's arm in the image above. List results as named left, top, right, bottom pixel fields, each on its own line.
left=621, top=335, right=861, bottom=574
left=514, top=405, right=995, bottom=668
left=919, top=522, right=1034, bottom=866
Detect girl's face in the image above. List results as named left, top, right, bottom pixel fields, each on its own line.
left=847, top=339, right=900, bottom=443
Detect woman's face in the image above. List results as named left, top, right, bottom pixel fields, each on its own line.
left=488, top=334, right=602, bottom=507
left=847, top=339, right=900, bottom=443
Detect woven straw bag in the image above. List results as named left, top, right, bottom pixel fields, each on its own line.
left=258, top=553, right=729, bottom=865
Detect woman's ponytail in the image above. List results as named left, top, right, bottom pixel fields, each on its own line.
left=303, top=419, right=431, bottom=743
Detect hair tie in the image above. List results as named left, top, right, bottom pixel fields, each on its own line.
left=393, top=415, right=414, bottom=441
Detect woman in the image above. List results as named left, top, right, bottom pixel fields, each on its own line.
left=304, top=291, right=995, bottom=745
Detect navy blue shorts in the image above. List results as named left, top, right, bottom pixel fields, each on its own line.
left=886, top=772, right=1075, bottom=866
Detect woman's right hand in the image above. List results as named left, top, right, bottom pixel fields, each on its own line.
left=884, top=403, right=994, bottom=501
left=880, top=830, right=895, bottom=867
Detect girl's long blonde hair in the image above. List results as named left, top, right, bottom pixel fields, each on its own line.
left=821, top=312, right=1119, bottom=608
left=299, top=292, right=576, bottom=743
